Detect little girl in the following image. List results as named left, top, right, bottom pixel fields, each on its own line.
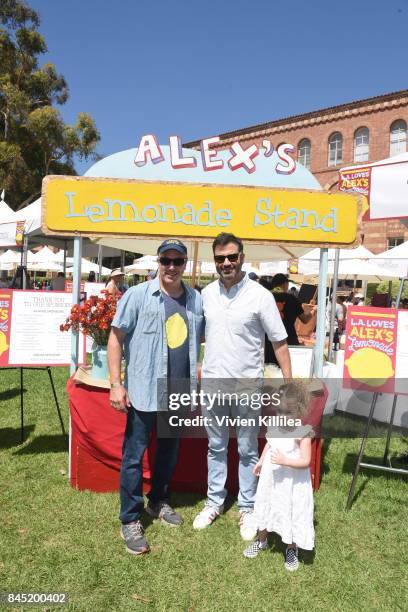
left=243, top=381, right=315, bottom=571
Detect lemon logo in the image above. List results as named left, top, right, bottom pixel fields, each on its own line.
left=166, top=313, right=187, bottom=349
left=345, top=348, right=394, bottom=387
left=0, top=331, right=9, bottom=356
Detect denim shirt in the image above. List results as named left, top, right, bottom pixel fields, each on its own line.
left=111, top=278, right=204, bottom=411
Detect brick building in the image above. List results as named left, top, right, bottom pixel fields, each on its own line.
left=186, top=89, right=408, bottom=253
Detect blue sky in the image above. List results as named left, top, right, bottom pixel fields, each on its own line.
left=31, top=0, right=408, bottom=173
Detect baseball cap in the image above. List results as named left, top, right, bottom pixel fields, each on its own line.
left=157, top=238, right=187, bottom=255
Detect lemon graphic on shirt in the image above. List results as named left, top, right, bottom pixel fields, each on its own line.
left=166, top=313, right=187, bottom=349
left=0, top=331, right=9, bottom=356
left=345, top=348, right=394, bottom=387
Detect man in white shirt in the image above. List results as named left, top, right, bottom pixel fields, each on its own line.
left=193, top=233, right=292, bottom=539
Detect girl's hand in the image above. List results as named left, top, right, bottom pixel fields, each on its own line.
left=271, top=449, right=287, bottom=466
left=253, top=461, right=263, bottom=476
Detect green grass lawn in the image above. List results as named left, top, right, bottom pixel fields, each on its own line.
left=1, top=367, right=407, bottom=611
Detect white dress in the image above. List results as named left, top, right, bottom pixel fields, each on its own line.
left=253, top=424, right=315, bottom=550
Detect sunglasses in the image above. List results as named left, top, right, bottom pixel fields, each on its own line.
left=159, top=256, right=186, bottom=266
left=214, top=253, right=240, bottom=264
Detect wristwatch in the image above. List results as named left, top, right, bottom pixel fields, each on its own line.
left=110, top=382, right=123, bottom=389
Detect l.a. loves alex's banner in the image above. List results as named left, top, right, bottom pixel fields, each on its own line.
left=42, top=176, right=363, bottom=247
left=343, top=306, right=407, bottom=394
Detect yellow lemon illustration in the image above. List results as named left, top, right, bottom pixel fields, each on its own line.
left=345, top=348, right=394, bottom=387
left=166, top=313, right=187, bottom=349
left=0, top=331, right=9, bottom=356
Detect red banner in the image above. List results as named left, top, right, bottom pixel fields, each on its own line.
left=0, top=291, right=13, bottom=366
left=343, top=306, right=397, bottom=393
left=338, top=167, right=371, bottom=220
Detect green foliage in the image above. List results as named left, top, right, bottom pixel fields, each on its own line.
left=376, top=280, right=408, bottom=301
left=0, top=0, right=100, bottom=209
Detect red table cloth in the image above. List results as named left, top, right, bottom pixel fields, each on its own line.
left=68, top=377, right=327, bottom=493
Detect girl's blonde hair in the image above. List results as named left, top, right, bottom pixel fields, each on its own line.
left=279, top=380, right=311, bottom=419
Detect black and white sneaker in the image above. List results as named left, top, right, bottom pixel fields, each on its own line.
left=284, top=545, right=299, bottom=571
left=243, top=539, right=268, bottom=559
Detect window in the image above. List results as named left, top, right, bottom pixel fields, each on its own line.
left=328, top=132, right=343, bottom=166
left=354, top=127, right=369, bottom=162
left=387, top=237, right=404, bottom=249
left=390, top=120, right=407, bottom=156
left=297, top=138, right=311, bottom=169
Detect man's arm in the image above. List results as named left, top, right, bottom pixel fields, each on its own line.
left=107, top=326, right=130, bottom=412
left=271, top=339, right=292, bottom=380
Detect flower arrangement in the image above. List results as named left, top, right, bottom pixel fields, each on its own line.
left=60, top=294, right=118, bottom=347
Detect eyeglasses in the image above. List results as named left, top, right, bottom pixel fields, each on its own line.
left=214, top=253, right=240, bottom=264
left=159, top=256, right=186, bottom=267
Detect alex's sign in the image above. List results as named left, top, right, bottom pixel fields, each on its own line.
left=42, top=176, right=362, bottom=246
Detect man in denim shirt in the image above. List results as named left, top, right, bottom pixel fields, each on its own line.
left=108, top=239, right=203, bottom=555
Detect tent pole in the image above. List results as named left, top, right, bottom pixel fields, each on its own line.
left=22, top=233, right=28, bottom=289
left=191, top=242, right=199, bottom=287
left=70, top=236, right=82, bottom=376
left=97, top=244, right=103, bottom=282
left=314, top=248, right=328, bottom=377
left=328, top=248, right=340, bottom=362
left=63, top=239, right=67, bottom=274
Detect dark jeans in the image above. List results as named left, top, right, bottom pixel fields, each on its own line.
left=119, top=407, right=180, bottom=524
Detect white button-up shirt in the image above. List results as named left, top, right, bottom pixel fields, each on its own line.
left=201, top=274, right=287, bottom=378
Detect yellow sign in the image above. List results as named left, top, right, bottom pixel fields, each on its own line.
left=42, top=176, right=363, bottom=246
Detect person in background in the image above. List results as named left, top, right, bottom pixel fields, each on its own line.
left=87, top=271, right=96, bottom=282
left=146, top=270, right=157, bottom=282
left=264, top=273, right=316, bottom=364
left=105, top=269, right=127, bottom=296
left=51, top=271, right=66, bottom=291
left=248, top=272, right=259, bottom=282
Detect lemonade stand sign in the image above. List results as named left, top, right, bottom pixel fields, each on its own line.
left=343, top=306, right=408, bottom=394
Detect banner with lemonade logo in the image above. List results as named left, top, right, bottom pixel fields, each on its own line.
left=343, top=306, right=397, bottom=393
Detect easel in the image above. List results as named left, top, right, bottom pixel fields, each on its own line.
left=346, top=277, right=408, bottom=509
left=3, top=366, right=67, bottom=445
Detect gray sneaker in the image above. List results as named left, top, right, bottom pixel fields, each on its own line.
left=146, top=501, right=183, bottom=526
left=120, top=521, right=150, bottom=555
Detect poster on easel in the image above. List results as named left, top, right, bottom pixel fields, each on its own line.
left=0, top=290, right=85, bottom=367
left=343, top=306, right=408, bottom=394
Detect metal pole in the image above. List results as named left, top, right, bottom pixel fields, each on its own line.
left=97, top=244, right=103, bottom=282
left=63, top=239, right=67, bottom=275
left=70, top=236, right=82, bottom=376
left=328, top=248, right=340, bottom=362
left=22, top=233, right=28, bottom=289
left=69, top=236, right=82, bottom=481
left=313, top=248, right=328, bottom=377
left=120, top=250, right=125, bottom=273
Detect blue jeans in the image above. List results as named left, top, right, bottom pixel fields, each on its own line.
left=119, top=408, right=180, bottom=524
left=204, top=401, right=259, bottom=511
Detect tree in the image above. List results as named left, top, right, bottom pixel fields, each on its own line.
left=0, top=0, right=100, bottom=209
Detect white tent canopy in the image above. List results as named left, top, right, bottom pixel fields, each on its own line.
left=66, top=258, right=112, bottom=276
left=30, top=245, right=64, bottom=263
left=373, top=241, right=408, bottom=277
left=299, top=245, right=374, bottom=261
left=92, top=236, right=314, bottom=262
